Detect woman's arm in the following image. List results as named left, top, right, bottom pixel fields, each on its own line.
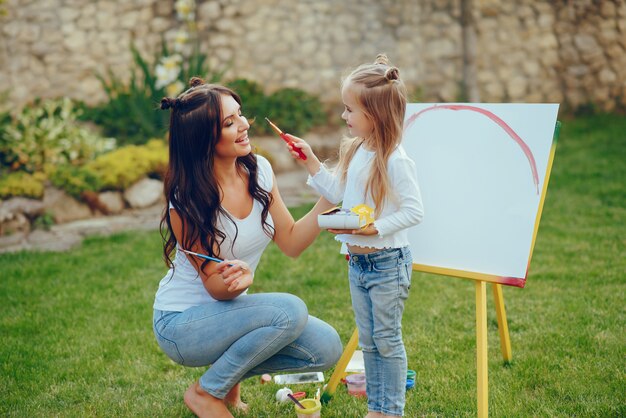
left=169, top=208, right=252, bottom=300
left=268, top=176, right=336, bottom=258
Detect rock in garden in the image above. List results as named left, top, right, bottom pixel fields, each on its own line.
left=123, top=178, right=163, bottom=209
left=98, top=191, right=125, bottom=214
left=42, top=187, right=92, bottom=224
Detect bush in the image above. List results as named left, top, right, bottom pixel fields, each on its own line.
left=0, top=98, right=115, bottom=174
left=85, top=139, right=168, bottom=190
left=226, top=79, right=327, bottom=137
left=49, top=165, right=101, bottom=200
left=0, top=139, right=167, bottom=200
left=0, top=172, right=46, bottom=199
left=265, top=87, right=327, bottom=136
left=81, top=43, right=225, bottom=146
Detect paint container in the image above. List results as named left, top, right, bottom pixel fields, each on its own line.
left=345, top=373, right=367, bottom=397
left=406, top=369, right=416, bottom=390
left=292, top=391, right=306, bottom=400
left=294, top=398, right=321, bottom=418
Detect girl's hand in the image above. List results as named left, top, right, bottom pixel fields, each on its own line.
left=218, top=260, right=253, bottom=292
left=284, top=134, right=321, bottom=174
left=327, top=223, right=378, bottom=236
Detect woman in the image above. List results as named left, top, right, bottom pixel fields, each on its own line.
left=153, top=77, right=342, bottom=417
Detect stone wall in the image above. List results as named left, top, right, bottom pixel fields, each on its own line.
left=1, top=0, right=624, bottom=113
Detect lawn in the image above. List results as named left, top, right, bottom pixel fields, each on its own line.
left=1, top=114, right=624, bottom=417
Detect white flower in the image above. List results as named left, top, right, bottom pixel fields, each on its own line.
left=174, top=30, right=189, bottom=45
left=173, top=30, right=190, bottom=52
left=155, top=67, right=179, bottom=89
left=175, top=0, right=196, bottom=21
left=166, top=80, right=185, bottom=97
left=161, top=54, right=183, bottom=69
left=155, top=54, right=183, bottom=89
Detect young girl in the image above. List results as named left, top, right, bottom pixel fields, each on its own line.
left=287, top=54, right=423, bottom=417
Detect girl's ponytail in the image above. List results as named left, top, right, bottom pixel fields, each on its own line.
left=384, top=67, right=400, bottom=82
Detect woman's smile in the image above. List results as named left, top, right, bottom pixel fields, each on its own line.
left=235, top=134, right=249, bottom=145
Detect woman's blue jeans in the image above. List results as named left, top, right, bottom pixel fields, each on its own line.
left=153, top=292, right=342, bottom=399
left=348, top=247, right=412, bottom=417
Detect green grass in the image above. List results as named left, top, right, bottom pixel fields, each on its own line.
left=1, top=113, right=624, bottom=417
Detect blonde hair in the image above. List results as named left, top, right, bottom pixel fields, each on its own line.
left=335, top=54, right=407, bottom=217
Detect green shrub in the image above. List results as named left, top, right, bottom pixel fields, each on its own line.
left=0, top=98, right=115, bottom=174
left=226, top=79, right=327, bottom=137
left=265, top=87, right=327, bottom=136
left=49, top=165, right=101, bottom=200
left=33, top=211, right=55, bottom=230
left=86, top=139, right=168, bottom=190
left=0, top=171, right=46, bottom=199
left=0, top=139, right=168, bottom=199
left=81, top=43, right=225, bottom=146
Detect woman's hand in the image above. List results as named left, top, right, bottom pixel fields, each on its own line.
left=217, top=260, right=253, bottom=292
left=284, top=134, right=321, bottom=175
left=326, top=223, right=378, bottom=236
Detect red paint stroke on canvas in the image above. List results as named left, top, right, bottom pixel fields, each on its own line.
left=405, top=104, right=539, bottom=194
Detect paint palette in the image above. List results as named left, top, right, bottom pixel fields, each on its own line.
left=318, top=207, right=363, bottom=229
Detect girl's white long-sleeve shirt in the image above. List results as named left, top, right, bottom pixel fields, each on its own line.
left=307, top=144, right=424, bottom=250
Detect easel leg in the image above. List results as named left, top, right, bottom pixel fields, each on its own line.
left=492, top=283, right=512, bottom=363
left=476, top=280, right=488, bottom=418
left=321, top=328, right=359, bottom=403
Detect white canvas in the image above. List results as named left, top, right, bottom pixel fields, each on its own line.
left=402, top=103, right=559, bottom=281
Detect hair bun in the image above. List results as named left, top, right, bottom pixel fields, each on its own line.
left=160, top=97, right=181, bottom=110
left=384, top=67, right=400, bottom=81
left=189, top=77, right=205, bottom=88
left=374, top=53, right=389, bottom=65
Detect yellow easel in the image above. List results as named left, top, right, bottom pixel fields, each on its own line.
left=321, top=280, right=511, bottom=417
left=322, top=122, right=560, bottom=416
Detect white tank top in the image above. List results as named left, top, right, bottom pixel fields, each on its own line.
left=153, top=156, right=274, bottom=311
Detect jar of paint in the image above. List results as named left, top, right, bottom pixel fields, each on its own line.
left=345, top=373, right=367, bottom=397
left=294, top=398, right=322, bottom=418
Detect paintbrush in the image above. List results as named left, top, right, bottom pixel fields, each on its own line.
left=287, top=393, right=306, bottom=409
left=180, top=248, right=227, bottom=264
left=265, top=117, right=307, bottom=160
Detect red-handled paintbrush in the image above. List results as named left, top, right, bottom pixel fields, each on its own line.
left=265, top=117, right=307, bottom=160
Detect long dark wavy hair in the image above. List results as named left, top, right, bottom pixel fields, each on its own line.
left=159, top=77, right=274, bottom=270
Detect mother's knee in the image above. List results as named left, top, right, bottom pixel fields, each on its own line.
left=273, top=293, right=308, bottom=332
left=311, top=319, right=343, bottom=368
left=325, top=327, right=343, bottom=366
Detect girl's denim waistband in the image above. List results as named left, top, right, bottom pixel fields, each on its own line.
left=348, top=246, right=411, bottom=266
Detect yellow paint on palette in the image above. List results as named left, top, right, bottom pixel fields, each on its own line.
left=351, top=204, right=375, bottom=227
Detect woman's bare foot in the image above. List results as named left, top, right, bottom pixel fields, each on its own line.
left=184, top=381, right=233, bottom=418
left=224, top=383, right=249, bottom=414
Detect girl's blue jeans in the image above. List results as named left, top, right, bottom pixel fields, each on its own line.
left=153, top=292, right=342, bottom=399
left=348, top=246, right=412, bottom=417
